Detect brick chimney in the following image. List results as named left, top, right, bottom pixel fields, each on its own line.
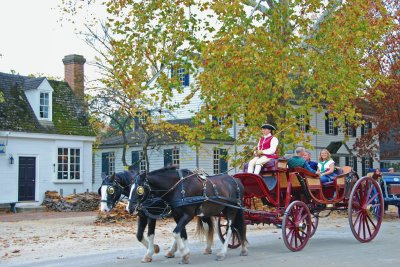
left=62, top=54, right=86, bottom=99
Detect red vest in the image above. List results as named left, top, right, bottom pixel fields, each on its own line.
left=257, top=135, right=278, bottom=159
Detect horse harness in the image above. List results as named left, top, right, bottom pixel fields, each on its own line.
left=135, top=170, right=243, bottom=220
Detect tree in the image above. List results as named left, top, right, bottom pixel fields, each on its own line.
left=61, top=0, right=395, bottom=167
left=354, top=0, right=400, bottom=158
left=58, top=5, right=191, bottom=171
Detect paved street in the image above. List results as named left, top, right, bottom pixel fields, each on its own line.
left=7, top=220, right=400, bottom=267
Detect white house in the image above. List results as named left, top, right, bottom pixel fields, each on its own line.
left=93, top=65, right=379, bottom=189
left=0, top=55, right=96, bottom=208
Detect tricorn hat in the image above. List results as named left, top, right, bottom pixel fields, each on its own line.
left=261, top=124, right=276, bottom=131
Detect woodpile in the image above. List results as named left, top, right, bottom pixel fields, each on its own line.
left=42, top=191, right=100, bottom=212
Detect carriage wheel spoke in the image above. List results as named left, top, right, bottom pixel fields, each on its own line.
left=353, top=210, right=362, bottom=226
left=288, top=228, right=295, bottom=245
left=364, top=215, right=373, bottom=238
left=366, top=192, right=379, bottom=206
left=365, top=212, right=377, bottom=230
left=356, top=213, right=363, bottom=235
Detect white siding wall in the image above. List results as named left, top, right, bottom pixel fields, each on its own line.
left=0, top=132, right=94, bottom=204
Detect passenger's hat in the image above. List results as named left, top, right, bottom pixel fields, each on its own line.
left=261, top=124, right=276, bottom=131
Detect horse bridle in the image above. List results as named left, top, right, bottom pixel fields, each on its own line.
left=100, top=178, right=129, bottom=207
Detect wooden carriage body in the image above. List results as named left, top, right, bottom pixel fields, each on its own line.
left=219, top=159, right=384, bottom=252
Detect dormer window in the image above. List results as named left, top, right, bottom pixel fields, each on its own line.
left=40, top=92, right=49, bottom=119
left=171, top=66, right=190, bottom=86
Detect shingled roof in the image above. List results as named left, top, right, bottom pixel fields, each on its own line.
left=0, top=72, right=95, bottom=136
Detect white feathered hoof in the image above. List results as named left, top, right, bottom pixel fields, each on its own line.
left=240, top=250, right=248, bottom=256
left=216, top=253, right=226, bottom=261
left=165, top=251, right=175, bottom=258
left=203, top=248, right=212, bottom=255
left=154, top=244, right=160, bottom=254
left=141, top=256, right=152, bottom=263
left=180, top=253, right=190, bottom=264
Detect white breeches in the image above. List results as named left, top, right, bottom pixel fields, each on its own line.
left=248, top=156, right=272, bottom=174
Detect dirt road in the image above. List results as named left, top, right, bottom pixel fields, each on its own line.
left=1, top=208, right=399, bottom=266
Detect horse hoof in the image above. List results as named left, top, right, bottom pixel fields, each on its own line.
left=240, top=251, right=248, bottom=256
left=203, top=248, right=212, bottom=255
left=216, top=254, right=226, bottom=261
left=165, top=251, right=175, bottom=258
left=180, top=253, right=190, bottom=264
left=154, top=244, right=160, bottom=254
left=141, top=257, right=152, bottom=263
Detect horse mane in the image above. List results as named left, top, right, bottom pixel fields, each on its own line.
left=114, top=170, right=137, bottom=185
left=147, top=166, right=193, bottom=178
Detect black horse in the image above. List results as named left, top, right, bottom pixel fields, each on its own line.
left=99, top=171, right=162, bottom=262
left=127, top=166, right=248, bottom=264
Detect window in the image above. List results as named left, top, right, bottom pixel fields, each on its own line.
left=212, top=115, right=232, bottom=127
left=101, top=152, right=115, bottom=176
left=347, top=127, right=354, bottom=137
left=40, top=92, right=49, bottom=119
left=361, top=122, right=372, bottom=136
left=299, top=114, right=310, bottom=133
left=362, top=157, right=372, bottom=176
left=178, top=68, right=186, bottom=85
left=132, top=151, right=146, bottom=173
left=164, top=148, right=179, bottom=167
left=346, top=156, right=358, bottom=172
left=345, top=118, right=357, bottom=137
left=325, top=112, right=338, bottom=135
left=58, top=148, right=80, bottom=180
left=171, top=66, right=190, bottom=86
left=172, top=148, right=180, bottom=166
left=328, top=117, right=335, bottom=135
left=213, top=148, right=228, bottom=174
left=139, top=151, right=146, bottom=172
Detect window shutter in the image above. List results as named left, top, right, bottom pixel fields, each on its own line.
left=219, top=149, right=228, bottom=173
left=353, top=157, right=358, bottom=172
left=352, top=127, right=357, bottom=137
left=171, top=66, right=175, bottom=78
left=164, top=149, right=173, bottom=167
left=102, top=152, right=109, bottom=176
left=361, top=125, right=365, bottom=136
left=131, top=151, right=140, bottom=172
left=362, top=158, right=366, bottom=176
left=325, top=112, right=329, bottom=134
left=184, top=71, right=190, bottom=86
left=334, top=122, right=338, bottom=135
left=345, top=157, right=349, bottom=166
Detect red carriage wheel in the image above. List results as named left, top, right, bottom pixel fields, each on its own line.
left=348, top=176, right=384, bottom=242
left=217, top=216, right=241, bottom=249
left=282, top=201, right=312, bottom=252
left=310, top=212, right=319, bottom=237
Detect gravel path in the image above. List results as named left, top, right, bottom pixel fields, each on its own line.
left=1, top=207, right=399, bottom=266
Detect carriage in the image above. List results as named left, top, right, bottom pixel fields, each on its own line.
left=379, top=171, right=400, bottom=217
left=217, top=159, right=384, bottom=252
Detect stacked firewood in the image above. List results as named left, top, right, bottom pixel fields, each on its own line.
left=42, top=191, right=100, bottom=212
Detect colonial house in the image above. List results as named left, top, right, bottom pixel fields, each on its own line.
left=0, top=55, right=96, bottom=208
left=93, top=65, right=379, bottom=188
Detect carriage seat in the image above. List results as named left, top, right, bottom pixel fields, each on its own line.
left=242, top=158, right=278, bottom=173
left=321, top=166, right=352, bottom=187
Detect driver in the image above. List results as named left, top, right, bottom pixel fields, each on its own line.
left=247, top=123, right=279, bottom=175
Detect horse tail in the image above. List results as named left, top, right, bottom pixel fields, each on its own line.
left=233, top=209, right=247, bottom=245
left=195, top=217, right=214, bottom=244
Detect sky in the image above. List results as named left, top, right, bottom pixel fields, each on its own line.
left=0, top=0, right=97, bottom=81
